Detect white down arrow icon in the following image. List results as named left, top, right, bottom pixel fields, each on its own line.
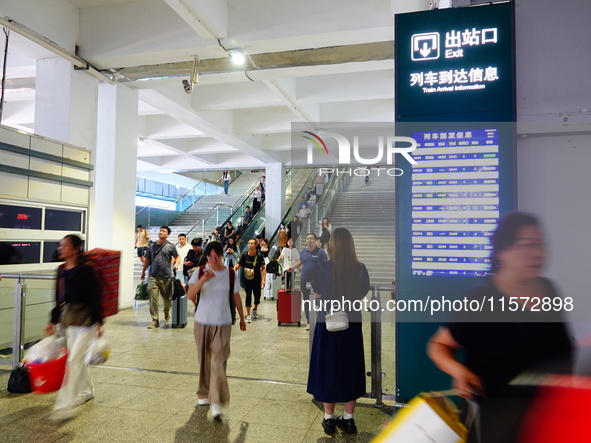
left=419, top=43, right=431, bottom=58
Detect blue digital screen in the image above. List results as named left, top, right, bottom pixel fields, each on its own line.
left=410, top=128, right=499, bottom=276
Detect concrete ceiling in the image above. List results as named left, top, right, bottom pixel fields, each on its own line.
left=0, top=0, right=432, bottom=173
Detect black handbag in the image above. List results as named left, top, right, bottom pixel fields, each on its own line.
left=266, top=260, right=281, bottom=275
left=8, top=366, right=32, bottom=393
left=172, top=279, right=185, bottom=301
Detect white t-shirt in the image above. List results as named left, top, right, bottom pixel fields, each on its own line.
left=189, top=266, right=237, bottom=326
left=279, top=247, right=300, bottom=270
left=176, top=243, right=191, bottom=263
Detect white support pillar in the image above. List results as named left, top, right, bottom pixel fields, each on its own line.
left=93, top=82, right=139, bottom=309
left=264, top=163, right=286, bottom=239
left=34, top=57, right=98, bottom=148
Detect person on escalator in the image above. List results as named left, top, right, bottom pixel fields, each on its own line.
left=252, top=185, right=263, bottom=215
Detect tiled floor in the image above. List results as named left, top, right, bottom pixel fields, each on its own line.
left=0, top=297, right=394, bottom=442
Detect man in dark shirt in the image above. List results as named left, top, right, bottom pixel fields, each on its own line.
left=141, top=226, right=178, bottom=329
left=287, top=215, right=303, bottom=242
left=293, top=233, right=328, bottom=329
left=183, top=238, right=207, bottom=282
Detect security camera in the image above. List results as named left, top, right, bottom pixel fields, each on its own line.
left=182, top=79, right=193, bottom=94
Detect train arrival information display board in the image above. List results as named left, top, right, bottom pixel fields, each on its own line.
left=411, top=128, right=499, bottom=277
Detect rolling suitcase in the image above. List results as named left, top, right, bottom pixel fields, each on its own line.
left=277, top=289, right=301, bottom=326
left=264, top=273, right=281, bottom=300
left=172, top=294, right=187, bottom=328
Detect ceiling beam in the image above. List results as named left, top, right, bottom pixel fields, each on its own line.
left=108, top=41, right=394, bottom=82
left=163, top=0, right=228, bottom=40
left=140, top=88, right=278, bottom=164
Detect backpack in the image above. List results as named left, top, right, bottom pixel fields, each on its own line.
left=266, top=260, right=281, bottom=275
left=84, top=248, right=121, bottom=318
left=197, top=266, right=237, bottom=324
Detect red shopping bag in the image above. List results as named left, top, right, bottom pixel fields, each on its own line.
left=25, top=354, right=68, bottom=393
left=519, top=375, right=591, bottom=442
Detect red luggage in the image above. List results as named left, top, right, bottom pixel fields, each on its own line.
left=84, top=248, right=121, bottom=318
left=277, top=289, right=301, bottom=326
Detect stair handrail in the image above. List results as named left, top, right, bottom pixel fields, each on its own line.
left=234, top=203, right=266, bottom=254
left=183, top=203, right=234, bottom=240
left=264, top=168, right=326, bottom=256
left=135, top=179, right=223, bottom=226
left=213, top=170, right=242, bottom=184
left=268, top=168, right=347, bottom=259
left=135, top=180, right=203, bottom=216
left=303, top=169, right=353, bottom=235
left=233, top=168, right=309, bottom=254
left=217, top=169, right=303, bottom=235
left=181, top=173, right=267, bottom=240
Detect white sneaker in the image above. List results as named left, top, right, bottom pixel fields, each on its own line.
left=306, top=323, right=310, bottom=331
left=246, top=315, right=252, bottom=323
left=252, top=308, right=258, bottom=318
left=211, top=403, right=223, bottom=420
left=72, top=392, right=94, bottom=406
left=197, top=398, right=209, bottom=406
left=49, top=407, right=77, bottom=421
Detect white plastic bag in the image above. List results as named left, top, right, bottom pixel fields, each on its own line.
left=86, top=336, right=110, bottom=365
left=24, top=336, right=67, bottom=364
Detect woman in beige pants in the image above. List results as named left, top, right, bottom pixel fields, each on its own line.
left=187, top=241, right=246, bottom=420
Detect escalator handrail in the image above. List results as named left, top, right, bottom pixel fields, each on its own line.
left=266, top=168, right=317, bottom=245
left=268, top=169, right=344, bottom=259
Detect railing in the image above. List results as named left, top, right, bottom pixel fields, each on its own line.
left=218, top=175, right=265, bottom=231
left=264, top=169, right=319, bottom=252
left=217, top=169, right=299, bottom=238
left=184, top=203, right=233, bottom=239
left=0, top=273, right=55, bottom=369
left=303, top=169, right=354, bottom=239
left=236, top=169, right=315, bottom=254
left=368, top=283, right=397, bottom=406
left=1, top=274, right=397, bottom=405
left=306, top=282, right=397, bottom=407
left=236, top=205, right=266, bottom=253
left=135, top=179, right=223, bottom=227
left=267, top=169, right=350, bottom=259
left=214, top=170, right=241, bottom=185
left=182, top=174, right=265, bottom=240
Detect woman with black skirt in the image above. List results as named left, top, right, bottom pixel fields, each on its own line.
left=307, top=228, right=370, bottom=435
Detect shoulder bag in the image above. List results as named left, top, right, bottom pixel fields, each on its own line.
left=243, top=254, right=257, bottom=280
left=325, top=265, right=366, bottom=332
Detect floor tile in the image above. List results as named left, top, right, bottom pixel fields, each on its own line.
left=242, top=398, right=320, bottom=430
left=117, top=387, right=196, bottom=414
left=0, top=302, right=391, bottom=442
left=227, top=421, right=308, bottom=443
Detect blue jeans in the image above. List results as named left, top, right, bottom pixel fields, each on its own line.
left=223, top=180, right=229, bottom=194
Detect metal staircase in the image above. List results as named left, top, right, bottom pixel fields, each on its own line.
left=167, top=171, right=263, bottom=239
left=134, top=172, right=263, bottom=279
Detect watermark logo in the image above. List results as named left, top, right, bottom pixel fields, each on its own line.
left=302, top=130, right=418, bottom=177
left=302, top=131, right=328, bottom=155
left=303, top=131, right=418, bottom=166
